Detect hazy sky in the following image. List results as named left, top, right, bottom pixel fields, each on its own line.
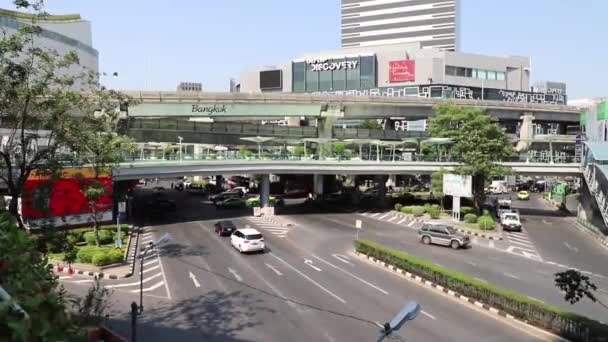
left=1, top=0, right=606, bottom=99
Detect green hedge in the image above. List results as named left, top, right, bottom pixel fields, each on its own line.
left=478, top=215, right=496, bottom=230
left=412, top=206, right=425, bottom=217
left=401, top=206, right=414, bottom=214
left=427, top=206, right=440, bottom=219
left=75, top=246, right=124, bottom=266
left=464, top=213, right=478, bottom=224
left=394, top=203, right=403, bottom=212
left=91, top=249, right=123, bottom=266
left=460, top=206, right=475, bottom=216
left=83, top=230, right=113, bottom=245
left=354, top=239, right=608, bottom=341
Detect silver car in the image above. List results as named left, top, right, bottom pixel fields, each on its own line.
left=418, top=223, right=470, bottom=249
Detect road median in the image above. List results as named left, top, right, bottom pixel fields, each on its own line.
left=354, top=238, right=608, bottom=342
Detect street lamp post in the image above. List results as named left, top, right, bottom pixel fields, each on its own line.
left=138, top=233, right=171, bottom=314
left=178, top=136, right=184, bottom=163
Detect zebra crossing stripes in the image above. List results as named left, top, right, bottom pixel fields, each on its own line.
left=244, top=217, right=293, bottom=238
left=504, top=230, right=543, bottom=262
left=361, top=211, right=421, bottom=230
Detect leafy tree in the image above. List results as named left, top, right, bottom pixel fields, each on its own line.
left=555, top=269, right=608, bottom=311
left=359, top=119, right=381, bottom=129
left=333, top=142, right=346, bottom=157
left=428, top=104, right=512, bottom=209
left=0, top=0, right=132, bottom=229
left=292, top=146, right=305, bottom=156
left=430, top=168, right=446, bottom=208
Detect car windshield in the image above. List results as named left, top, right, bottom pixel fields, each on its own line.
left=246, top=234, right=263, bottom=240
left=504, top=214, right=518, bottom=221
left=445, top=227, right=457, bottom=234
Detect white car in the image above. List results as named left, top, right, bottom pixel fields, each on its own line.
left=230, top=228, right=265, bottom=253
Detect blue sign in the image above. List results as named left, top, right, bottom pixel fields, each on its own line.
left=114, top=239, right=123, bottom=248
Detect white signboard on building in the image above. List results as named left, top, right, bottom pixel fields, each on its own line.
left=443, top=174, right=473, bottom=198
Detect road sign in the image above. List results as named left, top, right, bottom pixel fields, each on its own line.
left=443, top=174, right=473, bottom=198
left=253, top=207, right=261, bottom=217
left=355, top=219, right=362, bottom=229
left=118, top=202, right=127, bottom=214
left=114, top=239, right=122, bottom=248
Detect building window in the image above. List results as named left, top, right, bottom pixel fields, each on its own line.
left=487, top=71, right=497, bottom=80
left=319, top=68, right=332, bottom=91
left=445, top=66, right=457, bottom=76
left=360, top=56, right=376, bottom=89
left=306, top=64, right=319, bottom=92
left=292, top=62, right=306, bottom=93
left=476, top=69, right=487, bottom=80
left=497, top=71, right=505, bottom=81
left=346, top=57, right=360, bottom=89
left=332, top=58, right=346, bottom=91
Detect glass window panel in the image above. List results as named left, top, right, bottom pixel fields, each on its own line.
left=465, top=68, right=473, bottom=78
left=497, top=71, right=505, bottom=81
left=360, top=56, right=376, bottom=89
left=292, top=62, right=306, bottom=93
left=319, top=68, right=332, bottom=91
left=306, top=63, right=319, bottom=92
left=487, top=71, right=497, bottom=80
left=445, top=66, right=457, bottom=76
left=476, top=69, right=487, bottom=80
left=332, top=58, right=346, bottom=91
left=456, top=67, right=466, bottom=77
left=346, top=57, right=360, bottom=90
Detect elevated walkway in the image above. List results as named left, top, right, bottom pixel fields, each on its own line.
left=581, top=142, right=608, bottom=229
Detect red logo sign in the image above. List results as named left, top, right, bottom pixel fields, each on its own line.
left=389, top=60, right=415, bottom=82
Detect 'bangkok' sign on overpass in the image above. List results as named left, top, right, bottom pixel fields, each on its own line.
left=129, top=103, right=323, bottom=118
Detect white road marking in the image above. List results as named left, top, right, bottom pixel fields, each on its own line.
left=421, top=310, right=437, bottom=320
left=156, top=246, right=172, bottom=300
left=378, top=213, right=390, bottom=220
left=387, top=215, right=398, bottom=222
left=332, top=253, right=353, bottom=265
left=488, top=240, right=495, bottom=249
left=397, top=218, right=407, bottom=225
left=370, top=213, right=380, bottom=218
left=407, top=221, right=416, bottom=227
left=189, top=271, right=201, bottom=288
left=304, top=259, right=322, bottom=272
left=130, top=281, right=165, bottom=293
left=105, top=272, right=163, bottom=288
left=142, top=232, right=153, bottom=237
left=72, top=279, right=94, bottom=284
left=474, top=277, right=487, bottom=283
left=563, top=242, right=579, bottom=254
left=509, top=239, right=535, bottom=247
left=312, top=255, right=388, bottom=295
left=143, top=259, right=158, bottom=267
left=471, top=237, right=479, bottom=245
left=598, top=288, right=608, bottom=295
left=465, top=261, right=477, bottom=267
left=139, top=265, right=160, bottom=274
left=503, top=272, right=520, bottom=280
left=265, top=263, right=283, bottom=276
left=59, top=276, right=72, bottom=280
left=228, top=267, right=243, bottom=282
left=270, top=253, right=346, bottom=303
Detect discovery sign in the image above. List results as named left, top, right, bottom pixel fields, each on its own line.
left=129, top=103, right=322, bottom=117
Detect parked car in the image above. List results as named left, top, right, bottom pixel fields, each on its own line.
left=517, top=191, right=530, bottom=200
left=418, top=223, right=470, bottom=249
left=210, top=191, right=242, bottom=203
left=214, top=220, right=237, bottom=236
left=501, top=212, right=522, bottom=232
left=245, top=195, right=279, bottom=207
left=215, top=197, right=246, bottom=209
left=230, top=228, right=265, bottom=253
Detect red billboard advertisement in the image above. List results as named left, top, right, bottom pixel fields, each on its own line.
left=389, top=60, right=415, bottom=82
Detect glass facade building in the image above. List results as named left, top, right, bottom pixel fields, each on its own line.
left=292, top=55, right=376, bottom=93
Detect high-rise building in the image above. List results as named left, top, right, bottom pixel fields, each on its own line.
left=177, top=82, right=203, bottom=92
left=341, top=0, right=458, bottom=51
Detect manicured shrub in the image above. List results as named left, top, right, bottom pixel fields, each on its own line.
left=83, top=230, right=113, bottom=245
left=394, top=203, right=403, bottom=212
left=401, top=206, right=414, bottom=214
left=76, top=246, right=97, bottom=264
left=91, top=249, right=123, bottom=266
left=460, top=206, right=475, bottom=216
left=478, top=215, right=496, bottom=230
left=412, top=206, right=425, bottom=217
left=423, top=203, right=432, bottom=212
left=353, top=239, right=608, bottom=342
left=427, top=206, right=440, bottom=219
left=464, top=213, right=478, bottom=224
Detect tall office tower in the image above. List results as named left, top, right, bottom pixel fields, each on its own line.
left=341, top=0, right=458, bottom=50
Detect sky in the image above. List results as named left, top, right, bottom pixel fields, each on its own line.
left=0, top=0, right=606, bottom=99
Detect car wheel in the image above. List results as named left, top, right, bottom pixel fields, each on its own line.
left=422, top=236, right=431, bottom=245
left=451, top=240, right=460, bottom=249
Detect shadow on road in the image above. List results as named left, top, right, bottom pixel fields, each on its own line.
left=157, top=241, right=210, bottom=259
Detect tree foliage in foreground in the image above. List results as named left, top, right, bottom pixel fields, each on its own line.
left=0, top=0, right=135, bottom=229
left=428, top=104, right=512, bottom=208
left=555, top=269, right=608, bottom=312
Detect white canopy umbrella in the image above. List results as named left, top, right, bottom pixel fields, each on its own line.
left=344, top=139, right=378, bottom=160
left=421, top=138, right=453, bottom=161
left=378, top=141, right=405, bottom=161
left=240, top=136, right=275, bottom=158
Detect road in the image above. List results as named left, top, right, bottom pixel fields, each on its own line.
left=59, top=186, right=553, bottom=341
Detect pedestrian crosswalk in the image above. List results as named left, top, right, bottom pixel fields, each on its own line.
left=243, top=216, right=294, bottom=238
left=360, top=211, right=423, bottom=230
left=504, top=230, right=543, bottom=262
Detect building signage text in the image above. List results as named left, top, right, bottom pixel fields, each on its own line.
left=191, top=104, right=228, bottom=115
left=389, top=60, right=415, bottom=82
left=308, top=59, right=359, bottom=72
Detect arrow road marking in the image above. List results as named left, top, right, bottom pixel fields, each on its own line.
left=265, top=263, right=283, bottom=276
left=332, top=254, right=353, bottom=265
left=228, top=267, right=243, bottom=282
left=421, top=310, right=437, bottom=320
left=304, top=259, right=322, bottom=272
left=564, top=242, right=579, bottom=254
left=189, top=271, right=201, bottom=288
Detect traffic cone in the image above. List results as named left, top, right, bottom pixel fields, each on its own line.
left=67, top=264, right=73, bottom=275
left=55, top=263, right=63, bottom=272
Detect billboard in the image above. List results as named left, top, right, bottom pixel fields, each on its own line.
left=259, top=70, right=282, bottom=90
left=389, top=60, right=415, bottom=82
left=443, top=174, right=473, bottom=198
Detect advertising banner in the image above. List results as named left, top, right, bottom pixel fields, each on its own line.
left=389, top=60, right=415, bottom=82
left=443, top=174, right=473, bottom=198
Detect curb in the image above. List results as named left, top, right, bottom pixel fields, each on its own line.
left=575, top=221, right=608, bottom=251
left=389, top=211, right=503, bottom=240
left=354, top=251, right=568, bottom=342
left=125, top=226, right=141, bottom=278
left=54, top=266, right=120, bottom=280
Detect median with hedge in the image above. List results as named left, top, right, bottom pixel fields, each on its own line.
left=43, top=225, right=130, bottom=267
left=354, top=238, right=608, bottom=341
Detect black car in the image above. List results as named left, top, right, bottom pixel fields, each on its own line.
left=210, top=191, right=242, bottom=203
left=214, top=220, right=237, bottom=236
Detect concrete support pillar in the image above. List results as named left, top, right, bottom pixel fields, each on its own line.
left=313, top=174, right=324, bottom=199
left=260, top=174, right=270, bottom=208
